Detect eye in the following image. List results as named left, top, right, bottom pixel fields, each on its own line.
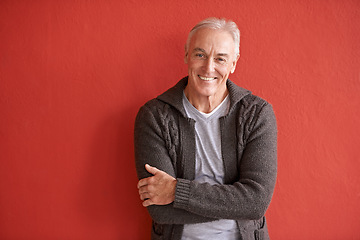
left=195, top=53, right=206, bottom=58
left=216, top=57, right=227, bottom=64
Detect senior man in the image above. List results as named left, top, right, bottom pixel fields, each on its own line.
left=135, top=17, right=277, bottom=240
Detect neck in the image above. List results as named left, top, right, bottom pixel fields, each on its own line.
left=184, top=88, right=228, bottom=114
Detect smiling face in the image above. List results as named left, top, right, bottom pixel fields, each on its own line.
left=185, top=28, right=239, bottom=102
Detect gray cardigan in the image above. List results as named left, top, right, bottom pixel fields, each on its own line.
left=134, top=77, right=277, bottom=240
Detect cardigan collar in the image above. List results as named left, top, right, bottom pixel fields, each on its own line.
left=157, top=76, right=251, bottom=117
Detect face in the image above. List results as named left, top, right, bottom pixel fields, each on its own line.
left=185, top=28, right=239, bottom=100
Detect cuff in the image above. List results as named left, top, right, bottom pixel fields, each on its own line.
left=174, top=178, right=191, bottom=209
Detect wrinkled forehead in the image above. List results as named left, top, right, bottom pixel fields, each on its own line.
left=189, top=28, right=236, bottom=55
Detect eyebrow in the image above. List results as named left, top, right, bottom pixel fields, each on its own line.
left=217, top=53, right=229, bottom=57
left=193, top=47, right=229, bottom=57
left=193, top=47, right=206, bottom=53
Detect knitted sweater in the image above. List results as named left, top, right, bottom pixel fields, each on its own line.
left=134, top=77, right=277, bottom=240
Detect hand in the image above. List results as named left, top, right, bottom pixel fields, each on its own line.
left=137, top=164, right=177, bottom=207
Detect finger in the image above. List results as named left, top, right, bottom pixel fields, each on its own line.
left=137, top=177, right=150, bottom=189
left=139, top=192, right=151, bottom=201
left=142, top=198, right=153, bottom=207
left=145, top=164, right=160, bottom=175
left=138, top=185, right=150, bottom=194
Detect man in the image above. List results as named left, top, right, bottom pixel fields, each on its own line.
left=135, top=17, right=277, bottom=240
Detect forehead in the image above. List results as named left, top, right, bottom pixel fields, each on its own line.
left=189, top=28, right=235, bottom=55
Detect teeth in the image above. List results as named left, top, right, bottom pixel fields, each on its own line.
left=199, top=76, right=216, bottom=81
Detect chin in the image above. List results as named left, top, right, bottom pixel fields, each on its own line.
left=196, top=87, right=217, bottom=98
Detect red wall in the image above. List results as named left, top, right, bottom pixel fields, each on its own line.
left=1, top=1, right=359, bottom=239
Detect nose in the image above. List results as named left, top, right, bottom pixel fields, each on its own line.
left=204, top=58, right=215, bottom=73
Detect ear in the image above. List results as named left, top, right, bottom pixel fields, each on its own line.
left=184, top=52, right=188, bottom=64
left=184, top=44, right=189, bottom=64
left=230, top=54, right=240, bottom=73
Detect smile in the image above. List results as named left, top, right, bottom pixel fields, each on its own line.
left=198, top=75, right=217, bottom=81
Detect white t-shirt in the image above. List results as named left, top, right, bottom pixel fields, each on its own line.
left=181, top=93, right=240, bottom=240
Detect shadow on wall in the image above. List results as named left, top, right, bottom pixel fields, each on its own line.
left=76, top=31, right=185, bottom=236
left=79, top=104, right=149, bottom=233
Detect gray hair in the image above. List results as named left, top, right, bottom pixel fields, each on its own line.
left=185, top=17, right=240, bottom=58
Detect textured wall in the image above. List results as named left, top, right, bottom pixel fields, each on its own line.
left=0, top=0, right=359, bottom=239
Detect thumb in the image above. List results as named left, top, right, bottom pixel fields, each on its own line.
left=145, top=164, right=159, bottom=175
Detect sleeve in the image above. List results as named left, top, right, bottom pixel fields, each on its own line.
left=173, top=103, right=278, bottom=220
left=134, top=103, right=217, bottom=224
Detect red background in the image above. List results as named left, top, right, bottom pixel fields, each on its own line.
left=1, top=0, right=359, bottom=239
